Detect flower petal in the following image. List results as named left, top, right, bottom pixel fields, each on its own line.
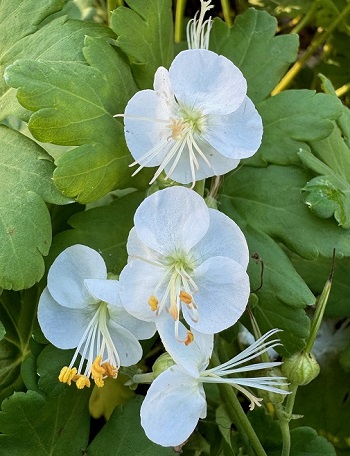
left=84, top=279, right=121, bottom=307
left=127, top=227, right=163, bottom=263
left=119, top=260, right=166, bottom=322
left=191, top=209, right=249, bottom=268
left=107, top=320, right=143, bottom=366
left=124, top=82, right=174, bottom=167
left=141, top=366, right=207, bottom=447
left=169, top=49, right=247, bottom=116
left=165, top=136, right=240, bottom=184
left=37, top=288, right=91, bottom=349
left=108, top=305, right=157, bottom=340
left=183, top=257, right=250, bottom=333
left=134, top=186, right=210, bottom=255
left=203, top=97, right=263, bottom=159
left=156, top=318, right=213, bottom=376
left=47, top=244, right=106, bottom=309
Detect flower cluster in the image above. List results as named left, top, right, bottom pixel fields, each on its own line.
left=37, top=0, right=289, bottom=450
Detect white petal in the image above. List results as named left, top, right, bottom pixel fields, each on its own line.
left=108, top=304, right=157, bottom=340
left=84, top=279, right=121, bottom=307
left=124, top=87, right=174, bottom=167
left=203, top=97, right=263, bottom=159
left=37, top=288, right=91, bottom=349
left=47, top=244, right=106, bottom=309
left=107, top=320, right=143, bottom=366
left=165, top=136, right=240, bottom=184
left=141, top=366, right=207, bottom=447
left=134, top=187, right=210, bottom=255
left=156, top=318, right=213, bottom=377
left=119, top=260, right=165, bottom=322
left=127, top=227, right=163, bottom=263
left=183, top=257, right=250, bottom=334
left=191, top=209, right=249, bottom=268
left=169, top=49, right=247, bottom=116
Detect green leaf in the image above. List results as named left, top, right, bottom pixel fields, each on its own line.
left=0, top=388, right=90, bottom=455
left=0, top=289, right=38, bottom=402
left=5, top=34, right=137, bottom=203
left=210, top=9, right=299, bottom=104
left=290, top=428, right=337, bottom=455
left=219, top=164, right=350, bottom=354
left=111, top=0, right=174, bottom=89
left=0, top=322, right=5, bottom=342
left=249, top=90, right=342, bottom=167
left=0, top=126, right=69, bottom=290
left=0, top=0, right=114, bottom=121
left=87, top=396, right=173, bottom=455
left=50, top=191, right=146, bottom=274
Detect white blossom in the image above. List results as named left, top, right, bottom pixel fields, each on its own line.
left=140, top=329, right=289, bottom=447
left=117, top=1, right=263, bottom=187
left=38, top=244, right=155, bottom=389
left=119, top=186, right=250, bottom=363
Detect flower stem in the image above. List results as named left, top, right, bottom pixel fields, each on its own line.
left=211, top=351, right=267, bottom=456
left=275, top=383, right=298, bottom=456
left=290, top=0, right=319, bottom=35
left=271, top=3, right=350, bottom=95
left=175, top=0, right=187, bottom=43
left=336, top=82, right=350, bottom=98
left=220, top=0, right=234, bottom=26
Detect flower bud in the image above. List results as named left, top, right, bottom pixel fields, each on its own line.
left=152, top=353, right=176, bottom=378
left=282, top=351, right=320, bottom=386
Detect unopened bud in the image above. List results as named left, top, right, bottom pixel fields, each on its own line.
left=152, top=353, right=176, bottom=378
left=282, top=351, right=320, bottom=386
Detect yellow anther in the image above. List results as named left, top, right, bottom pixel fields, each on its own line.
left=184, top=330, right=194, bottom=346
left=74, top=375, right=91, bottom=389
left=58, top=366, right=77, bottom=385
left=169, top=305, right=179, bottom=321
left=91, top=355, right=106, bottom=387
left=169, top=118, right=186, bottom=140
left=102, top=362, right=118, bottom=379
left=179, top=290, right=193, bottom=305
left=148, top=295, right=159, bottom=311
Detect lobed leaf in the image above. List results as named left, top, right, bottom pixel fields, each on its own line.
left=0, top=126, right=69, bottom=290
left=111, top=0, right=174, bottom=89
left=210, top=9, right=299, bottom=104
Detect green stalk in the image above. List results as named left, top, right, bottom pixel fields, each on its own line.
left=272, top=3, right=350, bottom=95
left=211, top=351, right=267, bottom=456
left=336, top=82, right=350, bottom=98
left=290, top=0, right=319, bottom=35
left=175, top=0, right=187, bottom=43
left=221, top=0, right=234, bottom=26
left=275, top=384, right=298, bottom=456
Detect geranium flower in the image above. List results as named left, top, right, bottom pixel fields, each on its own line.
left=140, top=329, right=289, bottom=447
left=117, top=0, right=263, bottom=186
left=119, top=186, right=250, bottom=360
left=38, top=244, right=156, bottom=389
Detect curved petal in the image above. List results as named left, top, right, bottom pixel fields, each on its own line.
left=47, top=244, right=106, bottom=309
left=183, top=257, right=250, bottom=334
left=156, top=318, right=213, bottom=377
left=108, top=304, right=157, bottom=340
left=38, top=288, right=92, bottom=349
left=191, top=209, right=249, bottom=269
left=124, top=85, right=175, bottom=167
left=85, top=279, right=121, bottom=307
left=107, top=320, right=143, bottom=366
left=169, top=49, right=247, bottom=116
left=141, top=366, right=207, bottom=447
left=134, top=187, right=210, bottom=255
left=203, top=97, right=263, bottom=159
left=119, top=260, right=166, bottom=322
left=165, top=136, right=240, bottom=184
left=127, top=227, right=164, bottom=264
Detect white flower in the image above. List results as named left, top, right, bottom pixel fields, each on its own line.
left=117, top=1, right=263, bottom=187
left=119, top=186, right=250, bottom=361
left=38, top=244, right=156, bottom=389
left=140, top=329, right=289, bottom=447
